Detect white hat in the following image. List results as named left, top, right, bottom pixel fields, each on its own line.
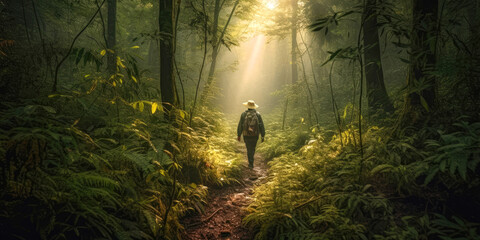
left=243, top=100, right=259, bottom=109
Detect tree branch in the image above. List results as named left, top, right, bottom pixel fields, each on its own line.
left=52, top=0, right=106, bottom=92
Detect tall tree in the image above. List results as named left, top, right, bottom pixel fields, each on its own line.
left=466, top=0, right=480, bottom=109
left=291, top=0, right=298, bottom=84
left=199, top=0, right=239, bottom=105
left=406, top=0, right=438, bottom=116
left=281, top=0, right=299, bottom=130
left=107, top=0, right=116, bottom=74
left=363, top=0, right=394, bottom=114
left=159, top=0, right=178, bottom=111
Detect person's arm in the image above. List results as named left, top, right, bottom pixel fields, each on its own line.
left=237, top=112, right=245, bottom=141
left=257, top=113, right=265, bottom=141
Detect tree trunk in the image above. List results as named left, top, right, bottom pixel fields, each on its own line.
left=398, top=0, right=438, bottom=128
left=299, top=32, right=321, bottom=99
left=107, top=0, right=116, bottom=74
left=291, top=0, right=298, bottom=84
left=148, top=40, right=158, bottom=72
left=467, top=1, right=480, bottom=111
left=189, top=0, right=209, bottom=125
left=205, top=0, right=221, bottom=89
left=282, top=99, right=288, bottom=130
left=363, top=0, right=394, bottom=114
left=200, top=0, right=239, bottom=105
left=159, top=0, right=177, bottom=112
left=297, top=43, right=319, bottom=126
left=407, top=0, right=438, bottom=112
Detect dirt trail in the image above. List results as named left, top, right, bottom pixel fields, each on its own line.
left=182, top=142, right=267, bottom=240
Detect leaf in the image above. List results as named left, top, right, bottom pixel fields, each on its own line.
left=152, top=102, right=158, bottom=114
left=362, top=184, right=372, bottom=192
left=370, top=164, right=393, bottom=175
left=439, top=159, right=446, bottom=171
left=420, top=96, right=429, bottom=112
left=75, top=48, right=84, bottom=64
left=340, top=10, right=355, bottom=18
left=131, top=46, right=140, bottom=49
left=157, top=104, right=164, bottom=113
left=179, top=110, right=186, bottom=119
left=42, top=106, right=56, bottom=114
left=458, top=158, right=468, bottom=180
left=322, top=49, right=342, bottom=66
left=132, top=76, right=138, bottom=83
left=139, top=102, right=144, bottom=112
left=83, top=52, right=91, bottom=66
left=438, top=143, right=466, bottom=151
left=424, top=167, right=439, bottom=185
left=117, top=57, right=126, bottom=69
left=450, top=158, right=458, bottom=175
left=100, top=49, right=106, bottom=56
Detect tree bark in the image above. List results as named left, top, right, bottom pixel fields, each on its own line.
left=282, top=99, right=288, bottom=130
left=107, top=0, right=116, bottom=74
left=200, top=0, right=239, bottom=105
left=398, top=0, right=438, bottom=128
left=466, top=1, right=480, bottom=110
left=203, top=0, right=221, bottom=98
left=159, top=0, right=177, bottom=112
left=407, top=0, right=438, bottom=112
left=291, top=0, right=298, bottom=84
left=363, top=0, right=394, bottom=114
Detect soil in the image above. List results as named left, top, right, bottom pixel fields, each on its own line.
left=181, top=142, right=268, bottom=240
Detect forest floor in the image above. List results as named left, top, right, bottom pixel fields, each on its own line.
left=182, top=141, right=267, bottom=240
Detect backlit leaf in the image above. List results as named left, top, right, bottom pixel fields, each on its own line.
left=152, top=102, right=157, bottom=114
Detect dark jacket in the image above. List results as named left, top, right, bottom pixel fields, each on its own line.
left=237, top=109, right=265, bottom=137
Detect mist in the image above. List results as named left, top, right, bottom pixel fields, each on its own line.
left=215, top=36, right=289, bottom=115
left=1, top=0, right=480, bottom=239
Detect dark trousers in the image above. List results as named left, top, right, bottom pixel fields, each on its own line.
left=244, top=136, right=259, bottom=167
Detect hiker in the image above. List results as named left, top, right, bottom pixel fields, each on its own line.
left=237, top=100, right=265, bottom=169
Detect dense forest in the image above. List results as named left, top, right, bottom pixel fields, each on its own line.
left=1, top=0, right=480, bottom=239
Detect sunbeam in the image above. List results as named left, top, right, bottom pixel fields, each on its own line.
left=265, top=0, right=278, bottom=10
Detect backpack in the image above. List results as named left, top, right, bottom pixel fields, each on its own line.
left=243, top=111, right=259, bottom=136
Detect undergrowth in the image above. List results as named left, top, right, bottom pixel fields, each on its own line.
left=245, top=116, right=480, bottom=239
left=0, top=65, right=243, bottom=240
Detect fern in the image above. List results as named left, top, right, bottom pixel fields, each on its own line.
left=421, top=120, right=480, bottom=185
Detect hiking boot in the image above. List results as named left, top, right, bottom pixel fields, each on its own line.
left=248, top=163, right=253, bottom=169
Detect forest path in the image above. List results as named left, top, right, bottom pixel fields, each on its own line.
left=182, top=141, right=267, bottom=240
